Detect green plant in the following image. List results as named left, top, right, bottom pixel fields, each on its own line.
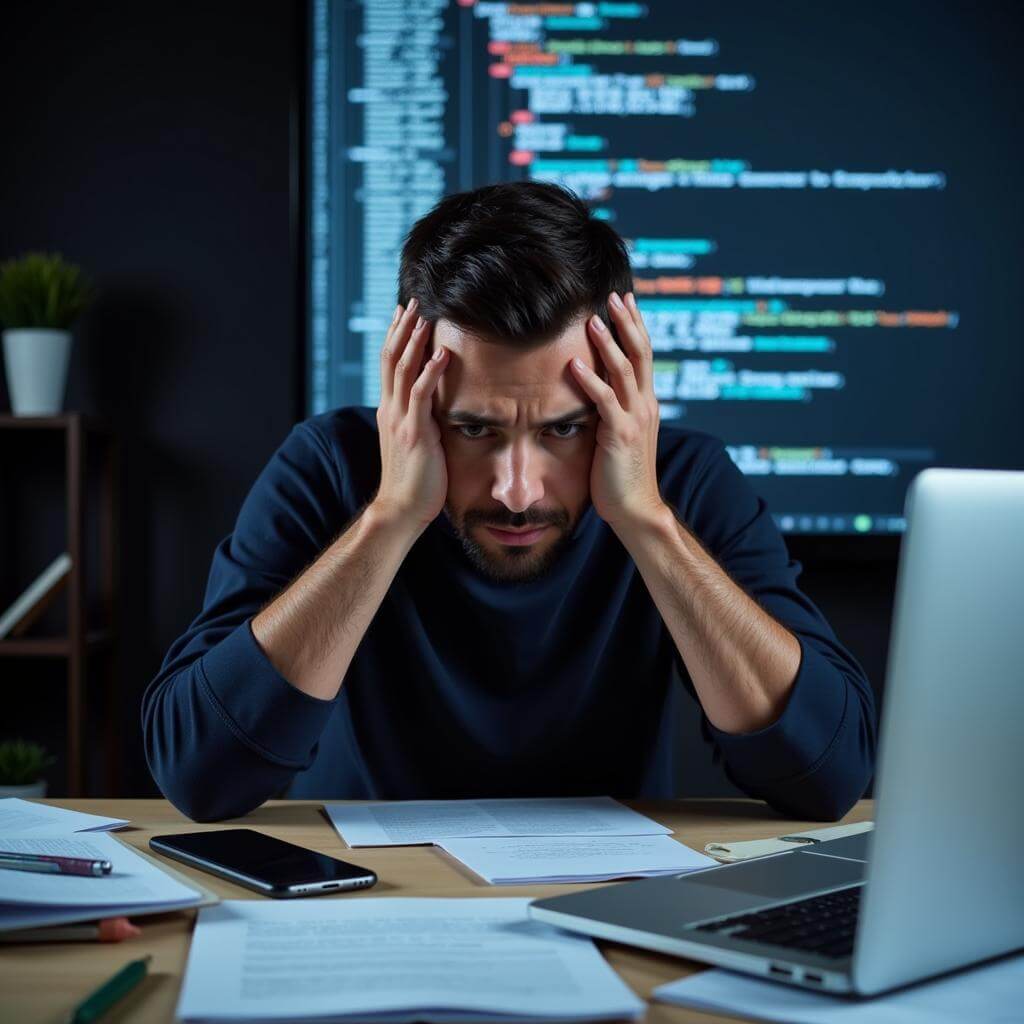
left=0, top=252, right=94, bottom=330
left=0, top=739, right=55, bottom=786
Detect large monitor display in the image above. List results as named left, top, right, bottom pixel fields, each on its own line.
left=307, top=1, right=1022, bottom=534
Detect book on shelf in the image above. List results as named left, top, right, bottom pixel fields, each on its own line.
left=0, top=553, right=72, bottom=640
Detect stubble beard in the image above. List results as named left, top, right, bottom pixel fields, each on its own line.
left=446, top=504, right=576, bottom=583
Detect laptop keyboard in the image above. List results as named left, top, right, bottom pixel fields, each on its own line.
left=692, top=885, right=861, bottom=959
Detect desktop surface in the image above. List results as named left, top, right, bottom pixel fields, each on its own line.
left=1, top=798, right=873, bottom=1023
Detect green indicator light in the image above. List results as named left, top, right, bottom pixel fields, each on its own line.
left=853, top=515, right=873, bottom=533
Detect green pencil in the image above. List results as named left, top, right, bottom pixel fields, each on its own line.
left=67, top=954, right=151, bottom=1023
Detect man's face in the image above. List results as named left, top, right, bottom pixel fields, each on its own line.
left=431, top=316, right=601, bottom=583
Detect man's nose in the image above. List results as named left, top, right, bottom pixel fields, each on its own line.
left=491, top=439, right=546, bottom=513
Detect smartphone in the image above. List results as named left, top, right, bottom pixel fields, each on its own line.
left=150, top=828, right=377, bottom=898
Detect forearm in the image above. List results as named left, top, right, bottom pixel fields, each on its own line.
left=251, top=500, right=421, bottom=700
left=614, top=503, right=802, bottom=734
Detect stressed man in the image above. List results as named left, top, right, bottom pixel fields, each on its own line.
left=143, top=182, right=876, bottom=822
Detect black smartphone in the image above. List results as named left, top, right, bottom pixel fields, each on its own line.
left=150, top=828, right=377, bottom=898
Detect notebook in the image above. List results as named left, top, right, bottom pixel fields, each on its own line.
left=0, top=833, right=216, bottom=932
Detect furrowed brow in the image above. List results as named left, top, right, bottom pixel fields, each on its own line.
left=446, top=405, right=596, bottom=429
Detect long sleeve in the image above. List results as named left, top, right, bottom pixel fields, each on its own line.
left=141, top=421, right=351, bottom=821
left=670, top=438, right=878, bottom=820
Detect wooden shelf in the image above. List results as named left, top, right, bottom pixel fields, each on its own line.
left=0, top=411, right=120, bottom=794
left=0, top=413, right=112, bottom=433
left=0, top=629, right=115, bottom=658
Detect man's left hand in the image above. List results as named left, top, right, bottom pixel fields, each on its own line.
left=570, top=291, right=667, bottom=532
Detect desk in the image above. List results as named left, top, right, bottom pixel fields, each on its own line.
left=1, top=798, right=873, bottom=1023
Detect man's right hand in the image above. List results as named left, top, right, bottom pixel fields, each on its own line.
left=372, top=298, right=451, bottom=530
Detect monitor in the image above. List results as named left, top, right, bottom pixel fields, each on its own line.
left=306, top=0, right=1023, bottom=535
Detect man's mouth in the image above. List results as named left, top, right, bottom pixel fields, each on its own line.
left=484, top=524, right=550, bottom=546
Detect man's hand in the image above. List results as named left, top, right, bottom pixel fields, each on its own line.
left=569, top=291, right=665, bottom=531
left=251, top=298, right=449, bottom=699
left=373, top=298, right=450, bottom=529
left=572, top=291, right=802, bottom=734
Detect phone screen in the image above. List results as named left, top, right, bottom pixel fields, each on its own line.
left=151, top=829, right=375, bottom=890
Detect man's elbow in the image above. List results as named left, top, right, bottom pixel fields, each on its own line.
left=146, top=747, right=266, bottom=822
left=143, top=721, right=267, bottom=824
left=163, top=783, right=265, bottom=824
left=763, top=759, right=874, bottom=823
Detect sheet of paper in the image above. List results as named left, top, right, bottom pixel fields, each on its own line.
left=439, top=834, right=717, bottom=884
left=0, top=834, right=200, bottom=908
left=325, top=797, right=671, bottom=848
left=654, top=958, right=1024, bottom=1024
left=0, top=797, right=127, bottom=834
left=178, top=897, right=645, bottom=1023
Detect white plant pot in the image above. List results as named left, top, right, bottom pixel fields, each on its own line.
left=0, top=779, right=48, bottom=798
left=2, top=328, right=72, bottom=416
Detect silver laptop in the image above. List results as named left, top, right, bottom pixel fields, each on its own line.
left=530, top=468, right=1024, bottom=995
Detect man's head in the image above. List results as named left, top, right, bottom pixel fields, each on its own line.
left=398, top=182, right=633, bottom=583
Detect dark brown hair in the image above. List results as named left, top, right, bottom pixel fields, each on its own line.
left=398, top=182, right=633, bottom=346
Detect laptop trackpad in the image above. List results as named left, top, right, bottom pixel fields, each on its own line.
left=683, top=848, right=865, bottom=904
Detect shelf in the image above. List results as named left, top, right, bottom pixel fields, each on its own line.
left=0, top=413, right=111, bottom=433
left=2, top=412, right=121, bottom=794
left=0, top=629, right=115, bottom=659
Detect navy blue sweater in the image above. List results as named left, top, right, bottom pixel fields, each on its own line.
left=142, top=408, right=876, bottom=822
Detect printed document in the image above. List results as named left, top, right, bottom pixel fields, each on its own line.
left=440, top=834, right=717, bottom=884
left=0, top=834, right=200, bottom=907
left=178, top=897, right=645, bottom=1022
left=653, top=958, right=1024, bottom=1024
left=0, top=797, right=128, bottom=834
left=325, top=796, right=671, bottom=847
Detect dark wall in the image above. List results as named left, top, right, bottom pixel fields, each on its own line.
left=1, top=1, right=302, bottom=795
left=1, top=2, right=897, bottom=799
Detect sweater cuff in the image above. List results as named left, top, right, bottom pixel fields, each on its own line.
left=198, top=619, right=337, bottom=766
left=706, top=636, right=848, bottom=786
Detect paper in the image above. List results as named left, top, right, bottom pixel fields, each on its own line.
left=440, top=834, right=717, bottom=885
left=0, top=797, right=127, bottom=834
left=178, top=897, right=645, bottom=1022
left=325, top=797, right=671, bottom=848
left=653, top=958, right=1024, bottom=1023
left=0, top=834, right=200, bottom=908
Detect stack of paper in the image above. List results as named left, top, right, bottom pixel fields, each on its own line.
left=325, top=796, right=671, bottom=847
left=0, top=797, right=128, bottom=834
left=438, top=834, right=717, bottom=885
left=653, top=959, right=1024, bottom=1023
left=178, top=898, right=645, bottom=1023
left=0, top=833, right=206, bottom=932
left=325, top=796, right=713, bottom=886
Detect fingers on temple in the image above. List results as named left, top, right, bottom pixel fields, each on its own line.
left=573, top=357, right=627, bottom=427
left=607, top=291, right=652, bottom=387
left=409, top=344, right=449, bottom=419
left=393, top=314, right=433, bottom=411
left=380, top=298, right=419, bottom=403
left=589, top=314, right=639, bottom=409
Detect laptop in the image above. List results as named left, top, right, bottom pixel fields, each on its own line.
left=529, top=468, right=1024, bottom=995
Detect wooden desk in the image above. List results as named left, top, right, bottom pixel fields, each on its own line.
left=1, top=798, right=873, bottom=1023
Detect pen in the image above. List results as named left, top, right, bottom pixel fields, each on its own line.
left=0, top=851, right=112, bottom=876
left=67, top=954, right=152, bottom=1024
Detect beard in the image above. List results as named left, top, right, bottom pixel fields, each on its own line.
left=445, top=503, right=577, bottom=583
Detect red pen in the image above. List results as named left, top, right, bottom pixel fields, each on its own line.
left=0, top=851, right=112, bottom=876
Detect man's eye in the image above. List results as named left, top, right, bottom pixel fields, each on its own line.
left=454, top=423, right=585, bottom=440
left=548, top=423, right=584, bottom=439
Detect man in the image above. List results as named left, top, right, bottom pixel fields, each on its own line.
left=143, top=182, right=876, bottom=823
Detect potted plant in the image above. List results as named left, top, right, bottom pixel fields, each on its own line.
left=0, top=252, right=94, bottom=416
left=0, top=739, right=55, bottom=798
